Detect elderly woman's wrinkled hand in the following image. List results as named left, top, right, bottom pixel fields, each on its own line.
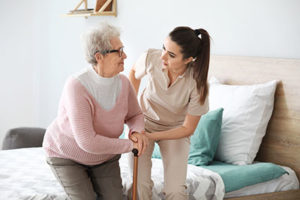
left=130, top=131, right=149, bottom=156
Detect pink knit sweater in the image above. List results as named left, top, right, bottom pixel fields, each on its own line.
left=43, top=72, right=144, bottom=165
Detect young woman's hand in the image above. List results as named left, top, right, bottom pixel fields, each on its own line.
left=130, top=131, right=149, bottom=156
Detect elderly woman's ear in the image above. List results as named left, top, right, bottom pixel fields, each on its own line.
left=94, top=52, right=104, bottom=63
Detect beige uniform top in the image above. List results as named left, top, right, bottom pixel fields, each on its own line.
left=135, top=48, right=208, bottom=132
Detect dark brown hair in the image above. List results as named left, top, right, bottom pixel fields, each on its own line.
left=169, top=26, right=210, bottom=104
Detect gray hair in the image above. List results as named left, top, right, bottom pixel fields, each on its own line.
left=81, top=23, right=120, bottom=65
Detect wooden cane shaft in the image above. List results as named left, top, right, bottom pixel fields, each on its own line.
left=132, top=156, right=138, bottom=200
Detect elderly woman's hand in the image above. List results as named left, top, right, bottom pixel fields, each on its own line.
left=130, top=131, right=149, bottom=156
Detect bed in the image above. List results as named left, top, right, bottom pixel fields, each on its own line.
left=208, top=55, right=300, bottom=199
left=1, top=55, right=300, bottom=200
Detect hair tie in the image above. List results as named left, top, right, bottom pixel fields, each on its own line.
left=194, top=29, right=201, bottom=36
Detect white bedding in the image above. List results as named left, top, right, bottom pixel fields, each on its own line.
left=225, top=165, right=299, bottom=198
left=0, top=148, right=298, bottom=200
left=0, top=148, right=224, bottom=200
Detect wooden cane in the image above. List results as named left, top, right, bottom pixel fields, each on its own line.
left=132, top=148, right=138, bottom=200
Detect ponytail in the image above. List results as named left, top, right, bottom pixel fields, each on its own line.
left=169, top=27, right=211, bottom=104
left=193, top=28, right=210, bottom=104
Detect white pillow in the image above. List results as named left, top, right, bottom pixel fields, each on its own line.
left=209, top=77, right=277, bottom=165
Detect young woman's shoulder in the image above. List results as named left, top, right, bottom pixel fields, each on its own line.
left=147, top=48, right=161, bottom=56
left=145, top=48, right=163, bottom=70
left=146, top=48, right=161, bottom=61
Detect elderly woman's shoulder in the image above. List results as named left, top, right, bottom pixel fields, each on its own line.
left=63, top=76, right=81, bottom=89
left=119, top=74, right=135, bottom=92
left=62, top=69, right=90, bottom=92
left=119, top=74, right=130, bottom=84
left=63, top=67, right=90, bottom=86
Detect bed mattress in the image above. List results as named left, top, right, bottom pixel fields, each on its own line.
left=225, top=165, right=299, bottom=198
left=0, top=148, right=298, bottom=200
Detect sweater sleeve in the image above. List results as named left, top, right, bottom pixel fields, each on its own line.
left=124, top=77, right=145, bottom=134
left=63, top=77, right=133, bottom=154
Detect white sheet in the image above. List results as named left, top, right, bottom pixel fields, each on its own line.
left=0, top=148, right=298, bottom=200
left=225, top=165, right=299, bottom=198
left=0, top=148, right=224, bottom=200
left=120, top=153, right=224, bottom=200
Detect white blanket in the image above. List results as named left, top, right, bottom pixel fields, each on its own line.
left=0, top=148, right=224, bottom=200
left=121, top=153, right=224, bottom=200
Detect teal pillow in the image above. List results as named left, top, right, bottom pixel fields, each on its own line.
left=152, top=108, right=223, bottom=164
left=152, top=142, right=161, bottom=158
left=188, top=108, right=223, bottom=166
left=119, top=131, right=125, bottom=139
left=119, top=125, right=128, bottom=139
left=202, top=161, right=288, bottom=192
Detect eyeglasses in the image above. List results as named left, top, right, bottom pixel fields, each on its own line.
left=99, top=47, right=124, bottom=57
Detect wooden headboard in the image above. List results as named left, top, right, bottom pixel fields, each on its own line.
left=208, top=55, right=300, bottom=182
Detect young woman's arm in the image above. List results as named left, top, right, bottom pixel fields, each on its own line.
left=128, top=67, right=141, bottom=96
left=145, top=114, right=201, bottom=140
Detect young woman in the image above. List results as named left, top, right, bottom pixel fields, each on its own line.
left=129, top=26, right=211, bottom=200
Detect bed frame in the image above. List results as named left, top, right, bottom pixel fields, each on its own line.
left=208, top=55, right=300, bottom=199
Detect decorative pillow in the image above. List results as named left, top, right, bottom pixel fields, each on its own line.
left=152, top=143, right=161, bottom=159
left=209, top=77, right=277, bottom=165
left=188, top=108, right=224, bottom=166
left=151, top=108, right=224, bottom=165
left=119, top=125, right=129, bottom=139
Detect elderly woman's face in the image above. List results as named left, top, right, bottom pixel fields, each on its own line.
left=99, top=37, right=127, bottom=77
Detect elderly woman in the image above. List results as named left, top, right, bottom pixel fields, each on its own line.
left=42, top=23, right=148, bottom=200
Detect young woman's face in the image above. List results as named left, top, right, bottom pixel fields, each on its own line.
left=160, top=36, right=191, bottom=72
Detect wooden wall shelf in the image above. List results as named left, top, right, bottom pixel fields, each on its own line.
left=65, top=0, right=117, bottom=17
